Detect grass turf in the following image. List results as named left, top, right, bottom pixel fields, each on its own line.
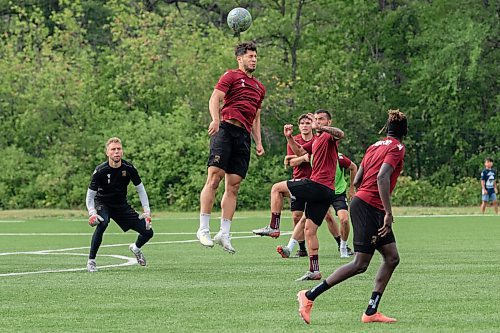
left=0, top=211, right=499, bottom=332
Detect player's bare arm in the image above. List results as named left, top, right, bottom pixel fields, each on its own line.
left=377, top=162, right=395, bottom=237
left=251, top=108, right=265, bottom=156
left=348, top=162, right=358, bottom=199
left=316, top=125, right=344, bottom=140
left=353, top=165, right=364, bottom=189
left=284, top=154, right=296, bottom=166
left=208, top=89, right=225, bottom=136
left=289, top=154, right=309, bottom=167
left=284, top=124, right=307, bottom=156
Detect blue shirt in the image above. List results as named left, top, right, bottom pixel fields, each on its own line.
left=481, top=169, right=496, bottom=194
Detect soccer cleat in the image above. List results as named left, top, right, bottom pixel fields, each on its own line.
left=87, top=260, right=97, bottom=273
left=214, top=232, right=236, bottom=254
left=361, top=312, right=397, bottom=323
left=276, top=245, right=290, bottom=258
left=252, top=225, right=280, bottom=238
left=296, top=270, right=322, bottom=281
left=340, top=247, right=349, bottom=258
left=347, top=246, right=354, bottom=256
left=129, top=244, right=147, bottom=266
left=196, top=229, right=214, bottom=248
left=294, top=249, right=308, bottom=258
left=297, top=290, right=314, bottom=324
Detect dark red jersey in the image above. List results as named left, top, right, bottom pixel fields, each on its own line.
left=287, top=134, right=314, bottom=180
left=302, top=132, right=339, bottom=190
left=355, top=137, right=406, bottom=211
left=338, top=154, right=352, bottom=170
left=215, top=69, right=266, bottom=133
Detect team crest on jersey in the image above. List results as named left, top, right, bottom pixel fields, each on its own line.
left=240, top=79, right=245, bottom=87
left=122, top=170, right=127, bottom=177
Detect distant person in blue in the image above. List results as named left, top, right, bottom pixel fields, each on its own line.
left=480, top=158, right=498, bottom=214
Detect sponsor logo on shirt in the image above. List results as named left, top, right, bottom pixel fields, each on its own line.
left=107, top=174, right=111, bottom=184
left=372, top=139, right=393, bottom=147
left=122, top=170, right=127, bottom=177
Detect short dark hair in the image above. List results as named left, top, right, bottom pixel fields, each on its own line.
left=235, top=41, right=257, bottom=57
left=297, top=114, right=310, bottom=124
left=314, top=109, right=331, bottom=120
left=485, top=157, right=493, bottom=163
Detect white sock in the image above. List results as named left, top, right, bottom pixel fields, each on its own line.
left=287, top=238, right=298, bottom=252
left=131, top=243, right=140, bottom=253
left=220, top=218, right=231, bottom=235
left=340, top=239, right=347, bottom=250
left=199, top=213, right=210, bottom=231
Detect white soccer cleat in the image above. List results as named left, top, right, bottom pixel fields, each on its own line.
left=129, top=244, right=147, bottom=266
left=214, top=232, right=236, bottom=254
left=340, top=247, right=349, bottom=258
left=196, top=229, right=214, bottom=248
left=87, top=260, right=98, bottom=272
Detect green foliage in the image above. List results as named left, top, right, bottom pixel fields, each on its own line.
left=393, top=176, right=480, bottom=207
left=0, top=0, right=497, bottom=210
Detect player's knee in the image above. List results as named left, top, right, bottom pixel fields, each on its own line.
left=386, top=254, right=400, bottom=268
left=143, top=228, right=154, bottom=240
left=96, top=219, right=109, bottom=231
left=354, top=260, right=369, bottom=274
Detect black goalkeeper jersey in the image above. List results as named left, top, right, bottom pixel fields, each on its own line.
left=89, top=159, right=142, bottom=206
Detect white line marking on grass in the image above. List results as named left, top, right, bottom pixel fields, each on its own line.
left=0, top=231, right=270, bottom=236
left=0, top=233, right=291, bottom=277
left=0, top=220, right=25, bottom=223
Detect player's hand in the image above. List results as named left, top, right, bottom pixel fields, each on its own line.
left=303, top=154, right=310, bottom=162
left=141, top=212, right=152, bottom=230
left=307, top=113, right=319, bottom=129
left=283, top=124, right=293, bottom=137
left=378, top=213, right=394, bottom=237
left=255, top=144, right=265, bottom=156
left=88, top=214, right=104, bottom=227
left=208, top=120, right=220, bottom=136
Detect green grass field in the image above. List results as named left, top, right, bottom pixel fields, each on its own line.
left=0, top=210, right=499, bottom=332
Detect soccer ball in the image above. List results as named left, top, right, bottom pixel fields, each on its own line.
left=227, top=7, right=252, bottom=33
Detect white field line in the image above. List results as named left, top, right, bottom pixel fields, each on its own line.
left=0, top=233, right=291, bottom=277
left=0, top=231, right=277, bottom=236
left=0, top=220, right=25, bottom=223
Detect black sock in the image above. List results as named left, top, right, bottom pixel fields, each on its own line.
left=334, top=236, right=341, bottom=247
left=298, top=240, right=306, bottom=251
left=365, top=291, right=382, bottom=315
left=306, top=280, right=332, bottom=301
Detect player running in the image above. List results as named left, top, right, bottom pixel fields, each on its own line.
left=85, top=137, right=153, bottom=272
left=297, top=109, right=408, bottom=324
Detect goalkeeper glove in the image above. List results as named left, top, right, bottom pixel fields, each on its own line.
left=88, top=209, right=103, bottom=227
left=141, top=211, right=152, bottom=230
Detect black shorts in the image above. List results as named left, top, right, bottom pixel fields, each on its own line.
left=207, top=121, right=251, bottom=178
left=332, top=192, right=348, bottom=214
left=95, top=201, right=145, bottom=232
left=290, top=197, right=306, bottom=212
left=287, top=179, right=335, bottom=226
left=350, top=197, right=396, bottom=255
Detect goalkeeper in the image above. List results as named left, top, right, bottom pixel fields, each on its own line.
left=85, top=137, right=154, bottom=272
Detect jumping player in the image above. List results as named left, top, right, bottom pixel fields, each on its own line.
left=197, top=41, right=266, bottom=254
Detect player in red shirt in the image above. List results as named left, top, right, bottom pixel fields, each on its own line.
left=253, top=110, right=344, bottom=281
left=297, top=109, right=408, bottom=325
left=197, top=41, right=266, bottom=254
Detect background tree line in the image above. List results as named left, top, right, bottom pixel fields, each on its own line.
left=0, top=0, right=497, bottom=210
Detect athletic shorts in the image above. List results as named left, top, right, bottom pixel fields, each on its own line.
left=287, top=178, right=335, bottom=226
left=332, top=192, right=348, bottom=214
left=482, top=192, right=497, bottom=202
left=350, top=197, right=396, bottom=255
left=207, top=121, right=251, bottom=179
left=95, top=200, right=146, bottom=232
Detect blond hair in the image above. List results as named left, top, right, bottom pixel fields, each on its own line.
left=105, top=137, right=122, bottom=150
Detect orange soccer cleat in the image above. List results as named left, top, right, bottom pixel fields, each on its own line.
left=361, top=312, right=397, bottom=323
left=297, top=290, right=314, bottom=324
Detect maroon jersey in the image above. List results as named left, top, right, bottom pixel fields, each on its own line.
left=287, top=134, right=314, bottom=179
left=338, top=154, right=352, bottom=170
left=215, top=69, right=266, bottom=133
left=302, top=132, right=339, bottom=190
left=356, top=137, right=406, bottom=210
